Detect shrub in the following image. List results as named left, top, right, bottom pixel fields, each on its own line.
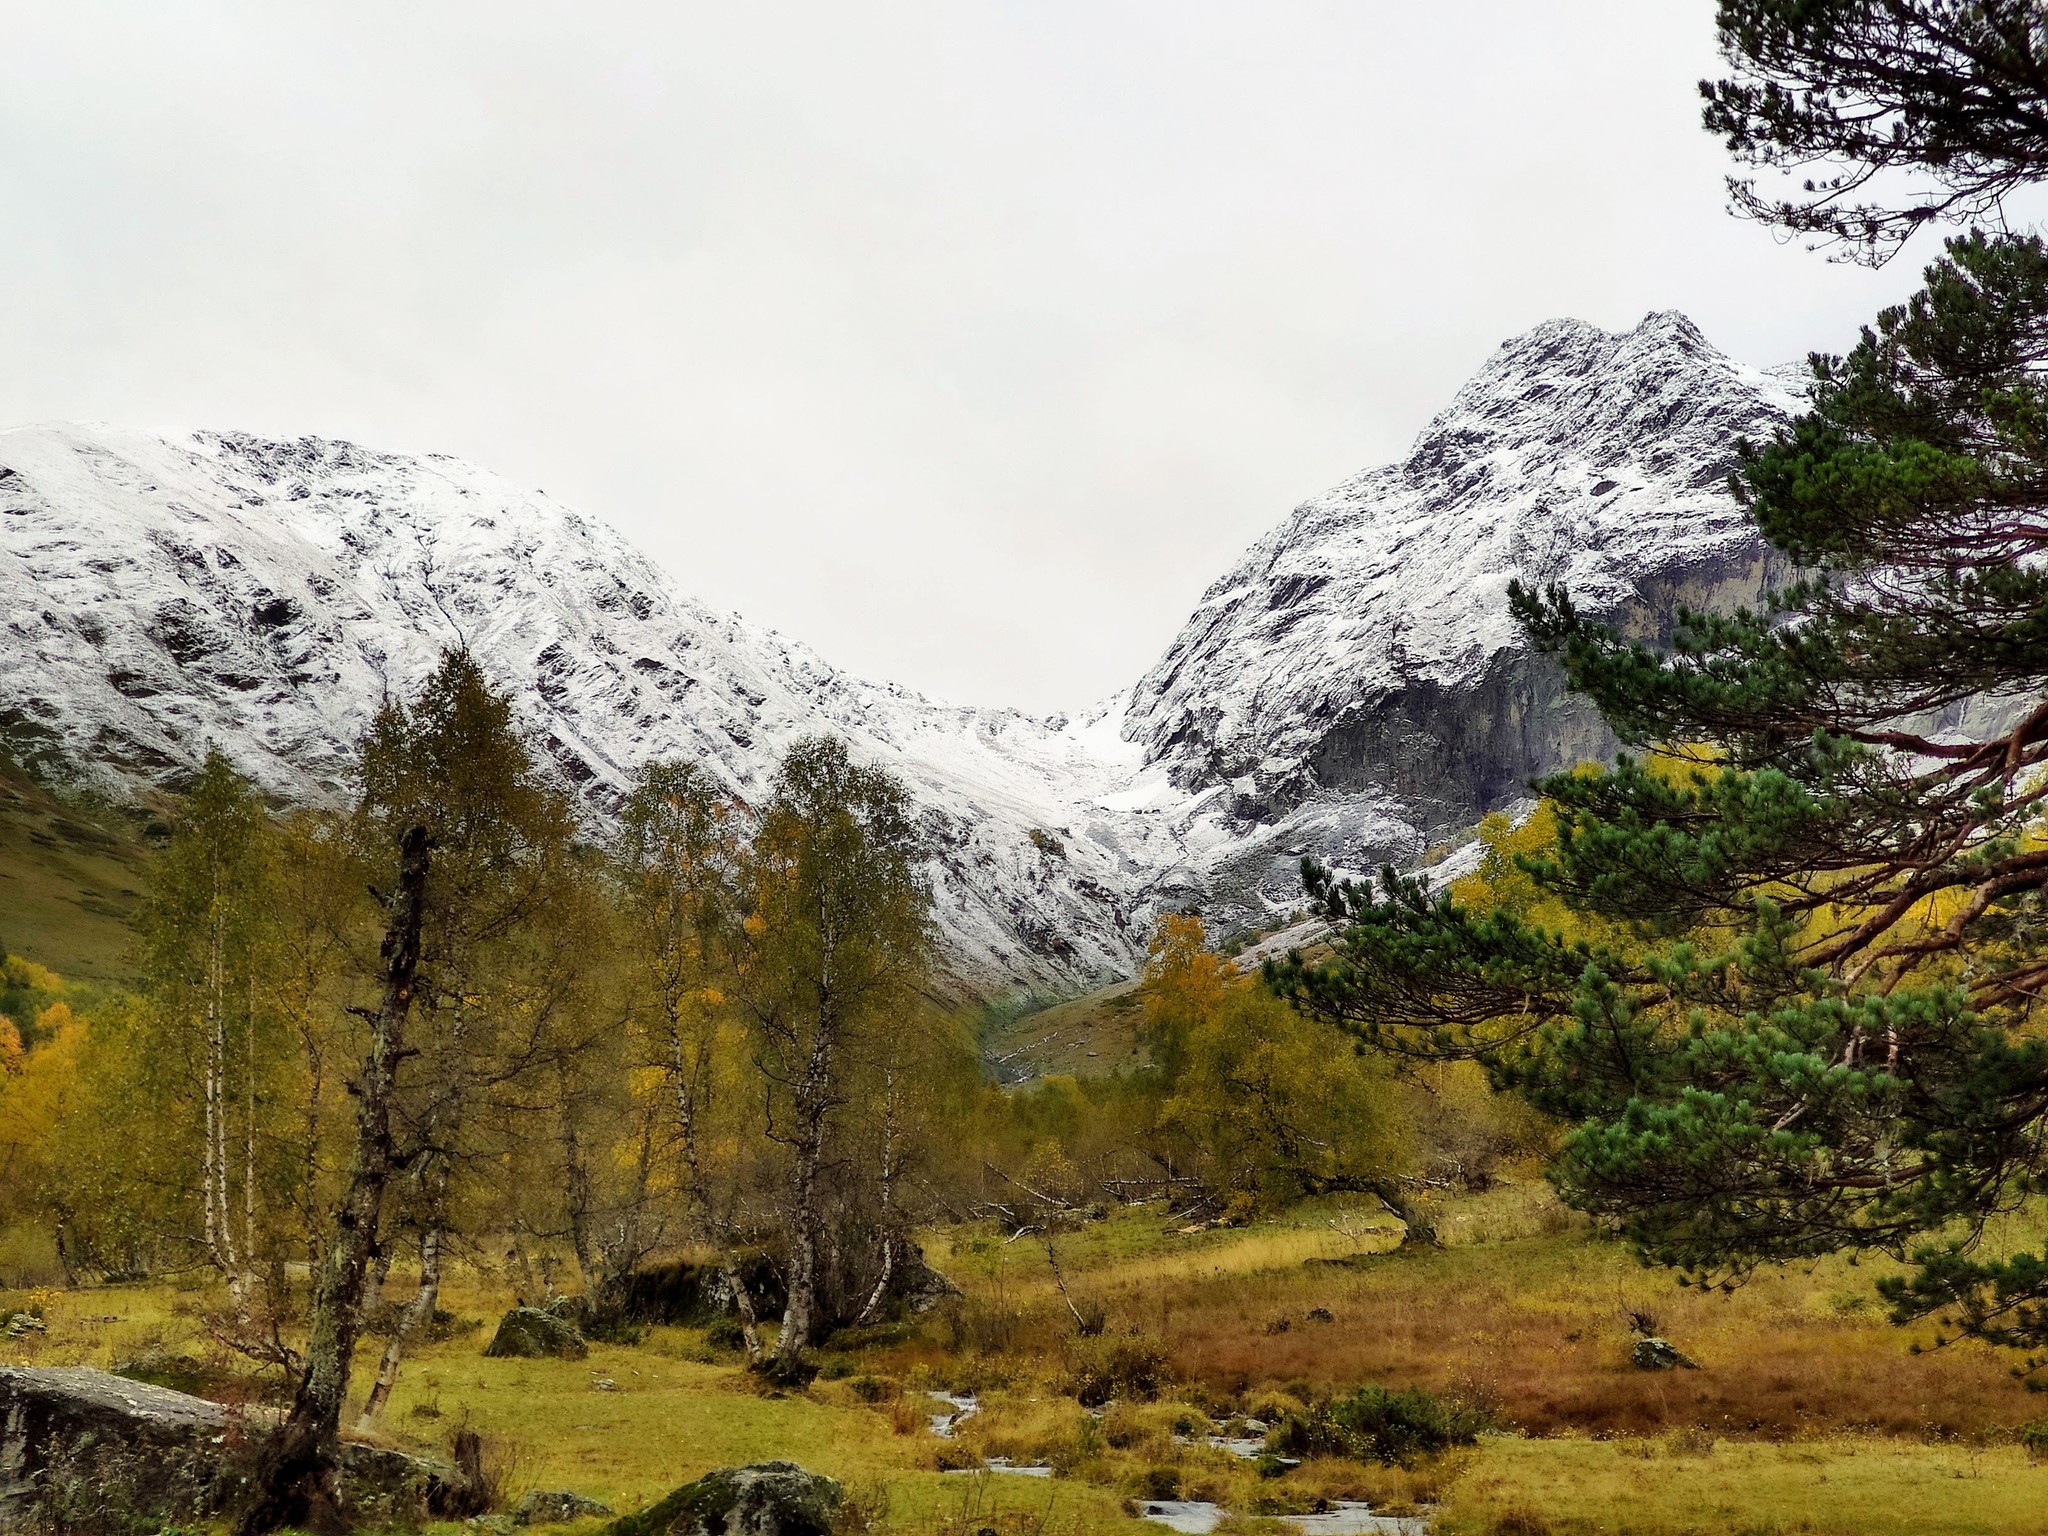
left=1137, top=1467, right=1180, bottom=1501
left=2021, top=1418, right=2048, bottom=1463
left=1270, top=1385, right=1489, bottom=1465
left=1070, top=1335, right=1172, bottom=1407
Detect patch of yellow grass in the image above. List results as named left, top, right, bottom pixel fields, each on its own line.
left=1439, top=1435, right=2048, bottom=1536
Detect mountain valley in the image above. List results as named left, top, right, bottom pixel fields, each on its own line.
left=0, top=311, right=1799, bottom=994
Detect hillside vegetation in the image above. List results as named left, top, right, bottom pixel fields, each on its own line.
left=0, top=753, right=149, bottom=980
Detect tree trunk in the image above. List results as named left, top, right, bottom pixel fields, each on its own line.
left=300, top=1027, right=326, bottom=1271
left=245, top=977, right=259, bottom=1272
left=234, top=824, right=430, bottom=1536
left=776, top=1043, right=833, bottom=1365
left=356, top=1209, right=444, bottom=1430
left=852, top=1067, right=900, bottom=1329
left=558, top=1060, right=597, bottom=1289
left=1368, top=1178, right=1440, bottom=1249
left=671, top=1011, right=763, bottom=1364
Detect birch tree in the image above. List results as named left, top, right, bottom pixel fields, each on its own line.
left=734, top=736, right=933, bottom=1371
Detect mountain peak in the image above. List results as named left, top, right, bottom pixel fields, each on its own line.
left=1122, top=311, right=1796, bottom=926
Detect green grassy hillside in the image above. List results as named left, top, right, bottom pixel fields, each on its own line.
left=980, top=980, right=1146, bottom=1080
left=0, top=758, right=151, bottom=980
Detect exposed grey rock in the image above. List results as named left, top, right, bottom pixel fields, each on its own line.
left=1630, top=1336, right=1700, bottom=1371
left=889, top=1248, right=961, bottom=1316
left=0, top=313, right=1801, bottom=989
left=1124, top=313, right=1803, bottom=934
left=484, top=1307, right=590, bottom=1360
left=0, top=1365, right=465, bottom=1534
left=515, top=1489, right=615, bottom=1525
left=607, top=1462, right=841, bottom=1536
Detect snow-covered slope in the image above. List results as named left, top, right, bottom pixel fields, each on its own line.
left=0, top=312, right=1801, bottom=988
left=1118, top=312, right=1802, bottom=921
left=0, top=427, right=1166, bottom=990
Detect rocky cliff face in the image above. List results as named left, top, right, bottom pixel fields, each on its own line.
left=0, top=313, right=1802, bottom=988
left=1118, top=313, right=1800, bottom=921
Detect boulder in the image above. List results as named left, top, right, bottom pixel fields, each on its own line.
left=884, top=1247, right=960, bottom=1318
left=1630, top=1337, right=1700, bottom=1371
left=593, top=1255, right=786, bottom=1329
left=607, top=1463, right=840, bottom=1536
left=515, top=1489, right=616, bottom=1526
left=0, top=1365, right=468, bottom=1535
left=484, top=1307, right=590, bottom=1360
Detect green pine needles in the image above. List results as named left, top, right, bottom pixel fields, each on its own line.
left=1274, top=7, right=2048, bottom=1371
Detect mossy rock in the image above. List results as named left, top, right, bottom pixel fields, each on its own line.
left=1630, top=1336, right=1699, bottom=1371
left=515, top=1489, right=615, bottom=1526
left=607, top=1462, right=840, bottom=1536
left=483, top=1306, right=589, bottom=1360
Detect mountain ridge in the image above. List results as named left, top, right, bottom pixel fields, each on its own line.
left=0, top=311, right=1802, bottom=989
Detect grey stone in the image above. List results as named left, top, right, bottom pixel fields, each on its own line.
left=515, top=1489, right=616, bottom=1526
left=0, top=1365, right=468, bottom=1535
left=484, top=1307, right=590, bottom=1360
left=1630, top=1336, right=1700, bottom=1371
left=607, top=1462, right=841, bottom=1536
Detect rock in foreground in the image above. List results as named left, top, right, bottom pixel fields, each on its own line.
left=607, top=1463, right=841, bottom=1536
left=0, top=1365, right=466, bottom=1534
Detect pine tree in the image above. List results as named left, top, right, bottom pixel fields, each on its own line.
left=1703, top=1, right=2048, bottom=263
left=1276, top=16, right=2048, bottom=1364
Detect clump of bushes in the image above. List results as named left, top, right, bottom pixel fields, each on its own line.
left=2020, top=1418, right=2048, bottom=1463
left=1069, top=1335, right=1172, bottom=1407
left=703, top=1316, right=749, bottom=1352
left=1270, top=1385, right=1490, bottom=1465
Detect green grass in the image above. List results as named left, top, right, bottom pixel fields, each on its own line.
left=1437, top=1435, right=2048, bottom=1536
left=379, top=1337, right=1125, bottom=1527
left=0, top=756, right=151, bottom=981
left=980, top=981, right=1145, bottom=1080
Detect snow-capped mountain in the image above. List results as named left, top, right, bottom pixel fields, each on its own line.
left=0, top=311, right=1800, bottom=990
left=1119, top=311, right=1803, bottom=921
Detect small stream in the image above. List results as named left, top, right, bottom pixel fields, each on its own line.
left=1137, top=1502, right=1427, bottom=1536
left=932, top=1397, right=1420, bottom=1527
left=927, top=1390, right=979, bottom=1437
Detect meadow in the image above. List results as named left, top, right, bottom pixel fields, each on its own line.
left=10, top=1176, right=2048, bottom=1536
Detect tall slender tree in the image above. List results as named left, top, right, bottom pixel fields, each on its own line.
left=353, top=649, right=580, bottom=1426
left=241, top=649, right=565, bottom=1532
left=613, top=760, right=766, bottom=1356
left=733, top=736, right=933, bottom=1370
left=140, top=750, right=276, bottom=1303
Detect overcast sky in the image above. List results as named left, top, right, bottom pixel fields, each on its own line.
left=1, top=3, right=1947, bottom=711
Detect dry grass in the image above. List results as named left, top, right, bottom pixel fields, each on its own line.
left=11, top=1184, right=2048, bottom=1533
left=906, top=1184, right=2042, bottom=1441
